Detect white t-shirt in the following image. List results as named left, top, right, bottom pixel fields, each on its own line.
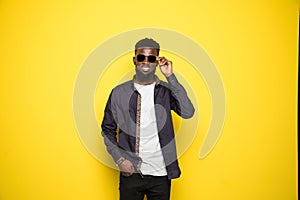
left=134, top=82, right=167, bottom=176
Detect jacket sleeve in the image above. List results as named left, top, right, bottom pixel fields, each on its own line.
left=101, top=90, right=122, bottom=162
left=167, top=74, right=195, bottom=119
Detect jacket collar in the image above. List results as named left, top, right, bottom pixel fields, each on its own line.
left=131, top=75, right=161, bottom=91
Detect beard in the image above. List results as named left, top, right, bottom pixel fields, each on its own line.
left=135, top=64, right=157, bottom=83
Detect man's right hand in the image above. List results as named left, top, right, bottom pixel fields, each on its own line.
left=119, top=159, right=135, bottom=176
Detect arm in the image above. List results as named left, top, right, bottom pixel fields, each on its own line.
left=101, top=90, right=135, bottom=175
left=158, top=57, right=195, bottom=119
left=101, top=91, right=122, bottom=162
left=167, top=74, right=195, bottom=118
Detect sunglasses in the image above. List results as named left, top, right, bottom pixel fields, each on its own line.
left=136, top=54, right=157, bottom=63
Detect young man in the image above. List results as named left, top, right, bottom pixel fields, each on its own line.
left=101, top=38, right=194, bottom=200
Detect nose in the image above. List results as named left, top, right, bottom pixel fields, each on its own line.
left=141, top=56, right=149, bottom=63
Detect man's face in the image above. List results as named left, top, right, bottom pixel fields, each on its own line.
left=133, top=47, right=158, bottom=75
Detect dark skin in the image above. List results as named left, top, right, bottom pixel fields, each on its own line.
left=133, top=47, right=173, bottom=84
left=118, top=47, right=174, bottom=176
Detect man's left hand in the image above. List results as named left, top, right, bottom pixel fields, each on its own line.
left=157, top=57, right=173, bottom=77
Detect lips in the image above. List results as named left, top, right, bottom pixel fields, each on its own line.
left=141, top=65, right=151, bottom=72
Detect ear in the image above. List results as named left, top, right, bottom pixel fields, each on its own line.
left=133, top=56, right=136, bottom=65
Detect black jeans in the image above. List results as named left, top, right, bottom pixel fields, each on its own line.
left=119, top=173, right=171, bottom=200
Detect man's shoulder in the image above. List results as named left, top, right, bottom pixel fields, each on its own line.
left=112, top=80, right=133, bottom=93
left=109, top=80, right=135, bottom=103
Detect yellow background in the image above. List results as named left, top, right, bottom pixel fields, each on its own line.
left=0, top=0, right=298, bottom=199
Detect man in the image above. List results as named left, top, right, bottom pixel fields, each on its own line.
left=101, top=38, right=194, bottom=200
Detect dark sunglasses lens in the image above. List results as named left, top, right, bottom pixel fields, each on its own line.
left=148, top=56, right=157, bottom=63
left=137, top=54, right=145, bottom=62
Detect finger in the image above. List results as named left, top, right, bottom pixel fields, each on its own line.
left=166, top=60, right=172, bottom=66
left=156, top=57, right=163, bottom=64
left=159, top=59, right=167, bottom=66
left=161, top=62, right=168, bottom=67
left=163, top=58, right=170, bottom=65
left=122, top=172, right=130, bottom=176
left=157, top=57, right=165, bottom=63
left=130, top=165, right=135, bottom=173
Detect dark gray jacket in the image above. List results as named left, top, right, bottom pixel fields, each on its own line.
left=101, top=74, right=194, bottom=179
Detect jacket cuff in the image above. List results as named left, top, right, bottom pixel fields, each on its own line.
left=166, top=73, right=178, bottom=82
left=111, top=147, right=123, bottom=163
left=166, top=73, right=178, bottom=85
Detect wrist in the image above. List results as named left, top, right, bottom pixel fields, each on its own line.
left=166, top=73, right=175, bottom=80
left=116, top=157, right=126, bottom=167
left=165, top=72, right=173, bottom=78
